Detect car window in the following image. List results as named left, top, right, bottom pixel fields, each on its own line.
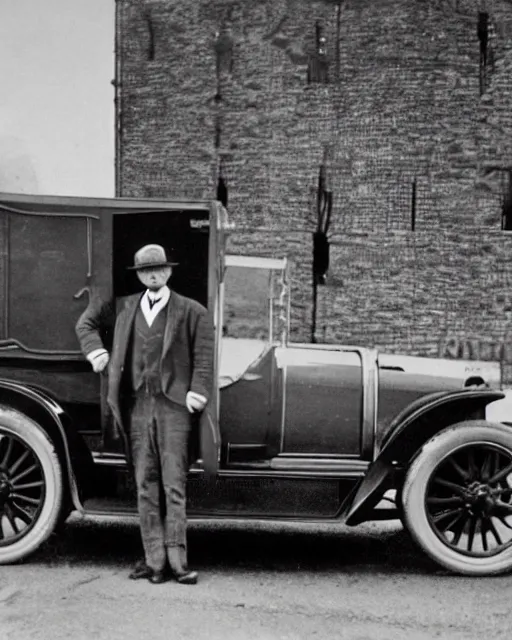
left=223, top=266, right=271, bottom=340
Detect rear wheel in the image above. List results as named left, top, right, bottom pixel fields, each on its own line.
left=0, top=408, right=63, bottom=563
left=402, top=421, right=512, bottom=576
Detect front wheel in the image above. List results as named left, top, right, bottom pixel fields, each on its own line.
left=402, top=421, right=512, bottom=576
left=0, top=408, right=63, bottom=563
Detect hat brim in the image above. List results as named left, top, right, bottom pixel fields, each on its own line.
left=127, top=261, right=179, bottom=270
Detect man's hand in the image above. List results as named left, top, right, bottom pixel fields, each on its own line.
left=88, top=349, right=110, bottom=373
left=186, top=391, right=207, bottom=413
left=93, top=353, right=110, bottom=373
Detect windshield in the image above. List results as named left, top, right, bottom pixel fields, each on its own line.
left=222, top=256, right=289, bottom=343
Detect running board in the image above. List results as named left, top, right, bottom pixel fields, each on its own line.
left=92, top=452, right=369, bottom=476
left=270, top=457, right=369, bottom=475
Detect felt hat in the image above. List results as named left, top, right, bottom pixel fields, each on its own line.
left=127, top=244, right=179, bottom=270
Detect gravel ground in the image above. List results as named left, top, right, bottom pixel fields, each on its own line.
left=0, top=515, right=511, bottom=640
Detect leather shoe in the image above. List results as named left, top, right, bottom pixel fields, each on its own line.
left=174, top=570, right=198, bottom=585
left=149, top=571, right=169, bottom=585
left=129, top=563, right=153, bottom=580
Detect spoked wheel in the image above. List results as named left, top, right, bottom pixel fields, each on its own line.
left=402, top=421, right=512, bottom=576
left=426, top=444, right=512, bottom=556
left=0, top=408, right=63, bottom=563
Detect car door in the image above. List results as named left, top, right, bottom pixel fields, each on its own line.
left=276, top=346, right=364, bottom=455
left=96, top=199, right=227, bottom=468
left=219, top=255, right=289, bottom=465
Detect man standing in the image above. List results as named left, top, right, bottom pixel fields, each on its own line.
left=76, top=244, right=214, bottom=585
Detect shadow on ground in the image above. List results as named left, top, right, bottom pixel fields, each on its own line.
left=29, top=518, right=438, bottom=575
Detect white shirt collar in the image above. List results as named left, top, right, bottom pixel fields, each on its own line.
left=140, top=286, right=170, bottom=326
left=146, top=285, right=170, bottom=302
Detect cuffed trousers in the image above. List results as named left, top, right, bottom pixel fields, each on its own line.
left=129, top=391, right=191, bottom=573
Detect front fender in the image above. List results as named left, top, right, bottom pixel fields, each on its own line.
left=343, top=389, right=504, bottom=525
left=0, top=379, right=90, bottom=513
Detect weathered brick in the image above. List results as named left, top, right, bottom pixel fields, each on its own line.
left=118, top=0, right=512, bottom=372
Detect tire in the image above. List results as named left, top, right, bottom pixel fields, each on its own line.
left=402, top=421, right=512, bottom=576
left=0, top=407, right=63, bottom=564
left=394, top=487, right=406, bottom=527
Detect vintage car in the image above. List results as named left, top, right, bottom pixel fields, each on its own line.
left=0, top=192, right=511, bottom=577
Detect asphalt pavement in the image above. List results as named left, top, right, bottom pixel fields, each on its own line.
left=0, top=515, right=510, bottom=640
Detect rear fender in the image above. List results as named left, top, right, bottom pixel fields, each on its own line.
left=0, top=379, right=92, bottom=513
left=343, top=389, right=504, bottom=525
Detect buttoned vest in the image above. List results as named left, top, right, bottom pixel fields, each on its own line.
left=130, top=305, right=167, bottom=394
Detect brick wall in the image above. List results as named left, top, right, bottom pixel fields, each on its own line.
left=117, top=0, right=217, bottom=199
left=118, top=0, right=512, bottom=370
left=317, top=229, right=512, bottom=357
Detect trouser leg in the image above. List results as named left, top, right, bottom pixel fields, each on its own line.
left=130, top=394, right=167, bottom=573
left=154, top=399, right=191, bottom=572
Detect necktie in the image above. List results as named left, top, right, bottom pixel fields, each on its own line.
left=148, top=297, right=161, bottom=310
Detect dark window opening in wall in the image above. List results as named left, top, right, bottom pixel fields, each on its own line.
left=144, top=10, right=155, bottom=61
left=411, top=179, right=417, bottom=231
left=501, top=170, right=512, bottom=231
left=311, top=158, right=332, bottom=343
left=216, top=175, right=228, bottom=208
left=215, top=121, right=222, bottom=149
left=313, top=232, right=330, bottom=285
left=214, top=28, right=234, bottom=75
left=313, top=161, right=332, bottom=285
left=308, top=21, right=329, bottom=84
left=477, top=11, right=489, bottom=96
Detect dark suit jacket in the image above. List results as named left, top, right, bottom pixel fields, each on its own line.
left=75, top=290, right=219, bottom=475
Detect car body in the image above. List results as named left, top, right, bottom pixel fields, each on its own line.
left=0, top=192, right=511, bottom=576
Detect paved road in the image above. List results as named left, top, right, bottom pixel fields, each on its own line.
left=0, top=516, right=510, bottom=640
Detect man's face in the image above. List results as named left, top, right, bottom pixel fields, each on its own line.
left=136, top=266, right=172, bottom=291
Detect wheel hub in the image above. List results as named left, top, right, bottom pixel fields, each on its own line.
left=463, top=481, right=495, bottom=514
